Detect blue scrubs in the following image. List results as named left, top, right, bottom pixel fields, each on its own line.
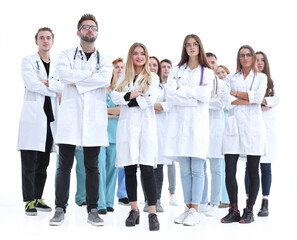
left=98, top=90, right=119, bottom=210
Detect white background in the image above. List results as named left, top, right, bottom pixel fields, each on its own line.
left=0, top=0, right=296, bottom=239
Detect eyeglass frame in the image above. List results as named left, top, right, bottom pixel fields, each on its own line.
left=239, top=53, right=253, bottom=59
left=79, top=25, right=98, bottom=31
left=184, top=42, right=200, bottom=48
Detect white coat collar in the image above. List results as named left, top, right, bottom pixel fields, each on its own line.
left=77, top=45, right=98, bottom=57
left=33, top=52, right=53, bottom=79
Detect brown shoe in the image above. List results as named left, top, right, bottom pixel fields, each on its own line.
left=219, top=203, right=230, bottom=208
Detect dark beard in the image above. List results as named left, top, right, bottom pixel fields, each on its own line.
left=81, top=35, right=96, bottom=43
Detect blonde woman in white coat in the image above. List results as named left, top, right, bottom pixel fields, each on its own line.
left=111, top=42, right=160, bottom=231
left=163, top=34, right=213, bottom=226
left=244, top=51, right=279, bottom=217
left=18, top=27, right=63, bottom=216
left=220, top=45, right=267, bottom=224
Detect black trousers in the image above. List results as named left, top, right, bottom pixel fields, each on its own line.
left=55, top=144, right=100, bottom=213
left=21, top=121, right=53, bottom=202
left=125, top=164, right=157, bottom=206
left=225, top=154, right=260, bottom=207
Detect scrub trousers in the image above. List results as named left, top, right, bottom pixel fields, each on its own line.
left=98, top=143, right=118, bottom=210
left=117, top=168, right=127, bottom=199
left=55, top=144, right=100, bottom=213
left=20, top=121, right=53, bottom=202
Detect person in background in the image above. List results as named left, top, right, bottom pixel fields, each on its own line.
left=17, top=27, right=63, bottom=216
left=206, top=52, right=218, bottom=71
left=164, top=34, right=213, bottom=226
left=216, top=65, right=230, bottom=81
left=220, top=45, right=267, bottom=224
left=244, top=51, right=279, bottom=217
left=98, top=58, right=122, bottom=214
left=111, top=42, right=160, bottom=231
left=113, top=59, right=130, bottom=206
left=160, top=59, right=179, bottom=206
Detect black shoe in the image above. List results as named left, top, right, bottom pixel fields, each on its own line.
left=35, top=199, right=52, bottom=212
left=221, top=208, right=240, bottom=223
left=107, top=207, right=114, bottom=212
left=148, top=213, right=160, bottom=231
left=119, top=198, right=129, bottom=205
left=239, top=208, right=254, bottom=223
left=98, top=209, right=107, bottom=215
left=25, top=201, right=37, bottom=216
left=125, top=209, right=140, bottom=227
left=257, top=199, right=269, bottom=217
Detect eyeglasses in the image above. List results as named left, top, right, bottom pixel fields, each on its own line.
left=79, top=25, right=98, bottom=31
left=239, top=53, right=252, bottom=59
left=185, top=42, right=199, bottom=48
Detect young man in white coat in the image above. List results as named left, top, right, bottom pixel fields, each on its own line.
left=49, top=14, right=112, bottom=226
left=17, top=27, right=63, bottom=216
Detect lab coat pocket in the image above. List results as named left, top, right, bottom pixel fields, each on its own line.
left=95, top=100, right=108, bottom=126
left=58, top=99, right=75, bottom=124
left=225, top=116, right=239, bottom=136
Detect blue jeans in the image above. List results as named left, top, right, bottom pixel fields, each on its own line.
left=117, top=168, right=127, bottom=199
left=201, top=158, right=222, bottom=206
left=98, top=143, right=118, bottom=209
left=56, top=149, right=86, bottom=206
left=178, top=157, right=205, bottom=205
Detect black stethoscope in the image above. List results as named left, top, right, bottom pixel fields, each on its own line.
left=74, top=47, right=100, bottom=71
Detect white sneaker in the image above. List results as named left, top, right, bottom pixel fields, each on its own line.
left=206, top=205, right=219, bottom=217
left=198, top=204, right=209, bottom=213
left=169, top=194, right=179, bottom=206
left=183, top=208, right=200, bottom=226
left=174, top=207, right=190, bottom=224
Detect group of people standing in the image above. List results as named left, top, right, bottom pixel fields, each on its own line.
left=17, top=13, right=278, bottom=231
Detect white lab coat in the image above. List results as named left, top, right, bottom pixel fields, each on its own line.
left=111, top=72, right=159, bottom=168
left=55, top=46, right=113, bottom=147
left=163, top=64, right=214, bottom=160
left=207, top=77, right=225, bottom=158
left=155, top=83, right=172, bottom=165
left=17, top=53, right=63, bottom=152
left=220, top=70, right=267, bottom=156
left=260, top=88, right=279, bottom=163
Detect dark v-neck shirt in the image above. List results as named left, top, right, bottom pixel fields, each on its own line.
left=41, top=59, right=54, bottom=122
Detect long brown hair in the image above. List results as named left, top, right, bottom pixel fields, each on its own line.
left=256, top=51, right=274, bottom=97
left=117, top=42, right=151, bottom=94
left=178, top=34, right=211, bottom=69
left=236, top=45, right=259, bottom=73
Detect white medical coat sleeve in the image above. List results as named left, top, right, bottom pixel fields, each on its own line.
left=160, top=102, right=170, bottom=112
left=265, top=88, right=279, bottom=107
left=21, top=57, right=56, bottom=97
left=176, top=69, right=213, bottom=103
left=219, top=74, right=238, bottom=107
left=136, top=74, right=159, bottom=109
left=75, top=55, right=113, bottom=94
left=247, top=73, right=267, bottom=104
left=166, top=70, right=198, bottom=107
left=48, top=78, right=64, bottom=93
left=56, top=50, right=93, bottom=85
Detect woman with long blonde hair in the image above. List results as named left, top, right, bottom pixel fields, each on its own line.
left=111, top=42, right=160, bottom=231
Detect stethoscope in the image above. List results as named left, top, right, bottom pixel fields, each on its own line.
left=240, top=70, right=256, bottom=90
left=74, top=47, right=100, bottom=71
left=174, top=63, right=204, bottom=86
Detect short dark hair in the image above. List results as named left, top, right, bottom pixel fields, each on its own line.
left=35, top=27, right=54, bottom=41
left=77, top=13, right=98, bottom=30
left=206, top=52, right=217, bottom=59
left=160, top=59, right=172, bottom=66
